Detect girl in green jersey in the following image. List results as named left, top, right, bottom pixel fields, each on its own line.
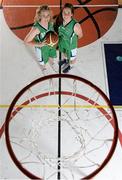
left=58, top=3, right=83, bottom=73
left=24, top=5, right=57, bottom=73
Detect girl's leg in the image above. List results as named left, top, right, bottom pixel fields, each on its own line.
left=70, top=58, right=76, bottom=64
left=62, top=48, right=77, bottom=73
left=70, top=48, right=77, bottom=65
left=49, top=57, right=58, bottom=73
left=35, top=48, right=48, bottom=75
left=35, top=47, right=45, bottom=66
left=49, top=57, right=54, bottom=65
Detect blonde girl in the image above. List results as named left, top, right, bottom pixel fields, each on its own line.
left=24, top=5, right=57, bottom=71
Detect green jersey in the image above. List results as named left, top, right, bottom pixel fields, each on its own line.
left=33, top=21, right=54, bottom=42
left=33, top=21, right=57, bottom=64
left=58, top=19, right=78, bottom=59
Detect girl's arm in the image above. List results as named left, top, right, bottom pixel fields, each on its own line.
left=74, top=23, right=83, bottom=39
left=24, top=27, right=46, bottom=47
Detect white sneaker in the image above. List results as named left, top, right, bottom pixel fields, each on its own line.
left=40, top=65, right=49, bottom=76
left=50, top=63, right=59, bottom=73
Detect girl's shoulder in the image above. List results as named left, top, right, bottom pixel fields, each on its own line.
left=33, top=21, right=40, bottom=28
left=72, top=18, right=78, bottom=24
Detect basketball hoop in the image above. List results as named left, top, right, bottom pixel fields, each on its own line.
left=5, top=74, right=118, bottom=179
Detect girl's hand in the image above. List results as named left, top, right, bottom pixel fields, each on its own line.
left=74, top=23, right=83, bottom=39
left=38, top=41, right=47, bottom=47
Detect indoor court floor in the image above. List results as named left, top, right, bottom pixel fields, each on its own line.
left=0, top=1, right=122, bottom=179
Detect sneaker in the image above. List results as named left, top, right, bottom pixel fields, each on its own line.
left=42, top=68, right=49, bottom=76
left=63, top=64, right=71, bottom=73
left=58, top=59, right=67, bottom=66
left=40, top=65, right=48, bottom=75
left=51, top=63, right=59, bottom=73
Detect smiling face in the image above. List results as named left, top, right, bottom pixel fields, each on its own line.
left=40, top=10, right=51, bottom=23
left=62, top=8, right=73, bottom=22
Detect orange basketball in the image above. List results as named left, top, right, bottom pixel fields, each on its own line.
left=45, top=31, right=58, bottom=47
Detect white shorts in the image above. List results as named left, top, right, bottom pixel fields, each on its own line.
left=35, top=47, right=44, bottom=65
left=70, top=48, right=77, bottom=61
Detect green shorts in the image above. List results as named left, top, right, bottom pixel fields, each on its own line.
left=59, top=46, right=77, bottom=61
left=35, top=46, right=57, bottom=65
left=58, top=40, right=77, bottom=61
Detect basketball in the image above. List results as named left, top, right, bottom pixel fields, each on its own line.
left=44, top=31, right=58, bottom=47
left=2, top=0, right=118, bottom=47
